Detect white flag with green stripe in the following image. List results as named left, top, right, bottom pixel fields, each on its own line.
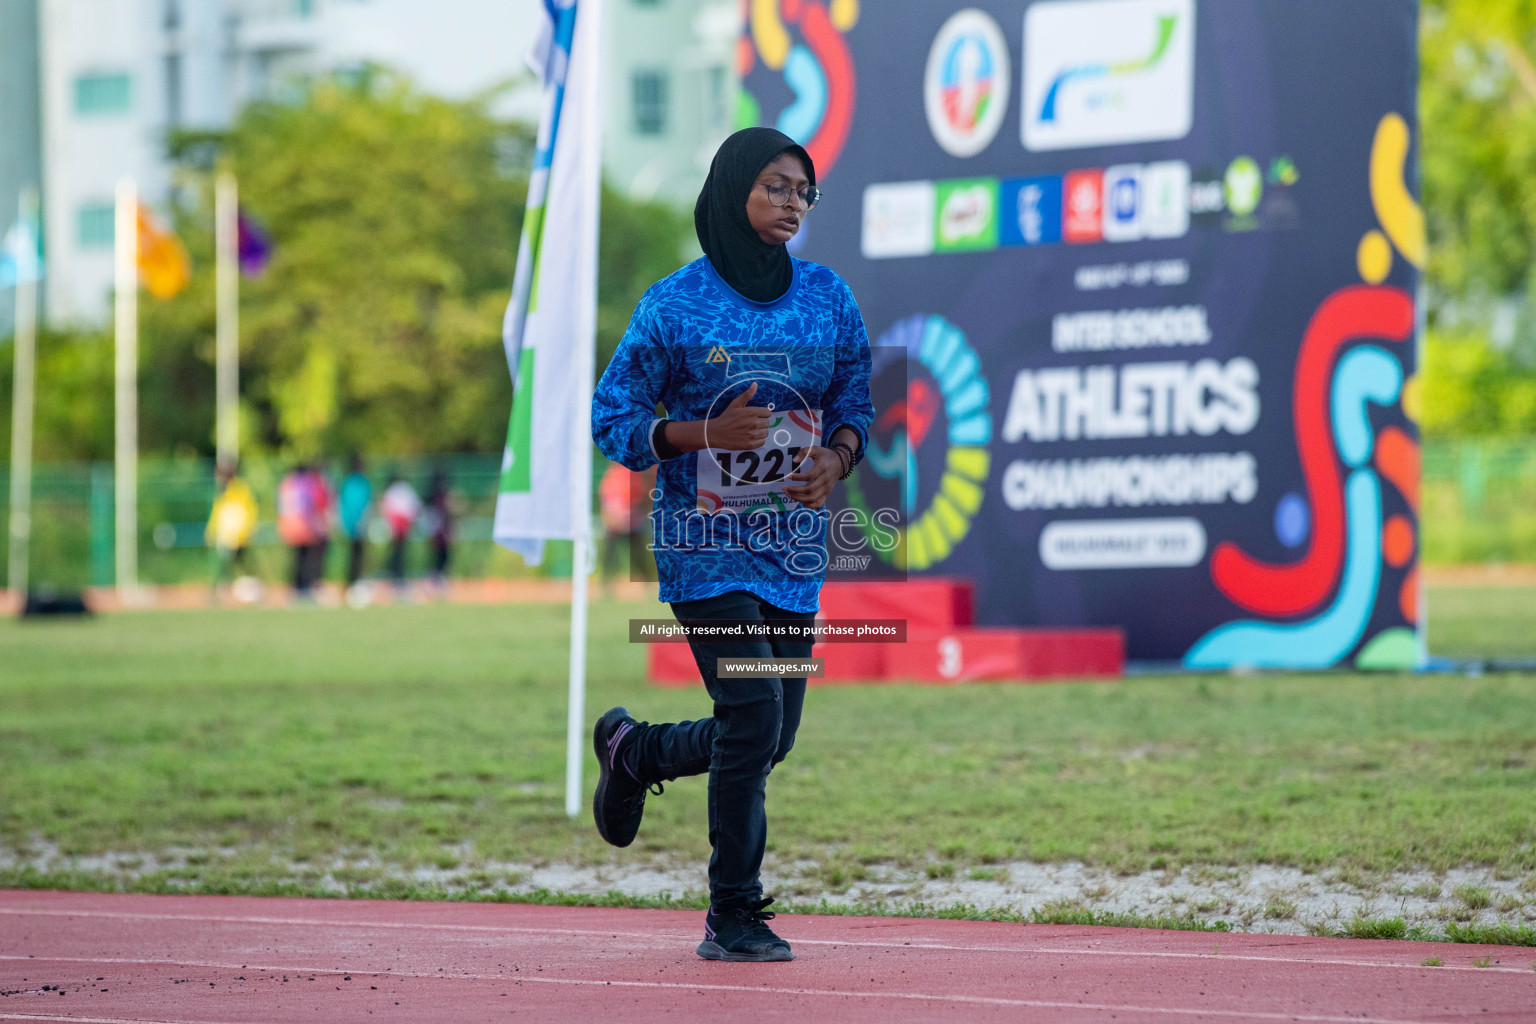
left=494, top=0, right=600, bottom=564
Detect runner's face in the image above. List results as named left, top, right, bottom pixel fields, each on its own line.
left=747, top=153, right=810, bottom=246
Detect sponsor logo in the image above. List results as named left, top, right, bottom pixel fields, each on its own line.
left=861, top=181, right=937, bottom=259
left=935, top=178, right=999, bottom=251
left=1022, top=0, right=1197, bottom=152
left=1141, top=160, right=1190, bottom=238
left=857, top=158, right=1224, bottom=258
left=1189, top=177, right=1225, bottom=215
left=1103, top=164, right=1143, bottom=242
left=1192, top=156, right=1299, bottom=231
left=1257, top=154, right=1301, bottom=230
left=925, top=9, right=1012, bottom=158
left=999, top=175, right=1063, bottom=246
left=1224, top=156, right=1264, bottom=218
left=706, top=346, right=729, bottom=365
left=1064, top=169, right=1104, bottom=243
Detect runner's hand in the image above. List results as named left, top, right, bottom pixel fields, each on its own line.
left=784, top=446, right=839, bottom=509
left=708, top=383, right=772, bottom=451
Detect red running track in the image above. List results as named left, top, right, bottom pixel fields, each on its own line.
left=1, top=890, right=1533, bottom=1023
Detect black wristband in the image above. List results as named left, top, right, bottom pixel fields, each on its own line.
left=828, top=424, right=865, bottom=470
left=831, top=441, right=856, bottom=480
left=652, top=419, right=684, bottom=461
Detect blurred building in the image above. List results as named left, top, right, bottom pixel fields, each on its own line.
left=18, top=0, right=733, bottom=328
left=0, top=0, right=43, bottom=328
left=604, top=0, right=735, bottom=206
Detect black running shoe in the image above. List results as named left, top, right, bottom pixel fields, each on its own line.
left=696, top=898, right=794, bottom=962
left=592, top=706, right=658, bottom=848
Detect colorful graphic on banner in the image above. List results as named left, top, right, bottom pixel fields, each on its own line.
left=737, top=0, right=860, bottom=176
left=849, top=313, right=991, bottom=571
left=750, top=0, right=1421, bottom=667
left=1187, top=114, right=1425, bottom=669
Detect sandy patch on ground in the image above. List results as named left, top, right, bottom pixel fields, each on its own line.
left=5, top=838, right=1532, bottom=940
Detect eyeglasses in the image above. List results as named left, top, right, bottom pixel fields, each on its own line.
left=756, top=182, right=822, bottom=210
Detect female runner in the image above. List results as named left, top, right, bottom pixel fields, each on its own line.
left=591, top=127, right=873, bottom=962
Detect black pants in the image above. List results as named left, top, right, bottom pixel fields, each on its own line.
left=346, top=537, right=366, bottom=586
left=305, top=540, right=328, bottom=591
left=388, top=536, right=408, bottom=584
left=290, top=544, right=310, bottom=593
left=626, top=590, right=814, bottom=911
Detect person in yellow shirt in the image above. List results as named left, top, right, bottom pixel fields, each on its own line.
left=207, top=459, right=260, bottom=604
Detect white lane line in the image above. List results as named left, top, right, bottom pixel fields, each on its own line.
left=0, top=1019, right=242, bottom=1024
left=0, top=1019, right=245, bottom=1024
left=0, top=955, right=1467, bottom=1024
left=2, top=907, right=1531, bottom=976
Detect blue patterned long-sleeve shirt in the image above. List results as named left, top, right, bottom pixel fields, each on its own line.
left=592, top=256, right=874, bottom=613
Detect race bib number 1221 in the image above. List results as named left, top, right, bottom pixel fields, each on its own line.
left=696, top=408, right=821, bottom=514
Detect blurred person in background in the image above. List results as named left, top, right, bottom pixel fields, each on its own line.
left=302, top=463, right=336, bottom=600
left=206, top=458, right=260, bottom=605
left=277, top=463, right=320, bottom=600
left=380, top=473, right=422, bottom=598
left=599, top=462, right=655, bottom=595
left=339, top=455, right=373, bottom=605
left=423, top=467, right=458, bottom=597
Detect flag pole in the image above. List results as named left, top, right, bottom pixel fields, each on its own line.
left=564, top=0, right=603, bottom=819
left=7, top=188, right=40, bottom=605
left=114, top=179, right=139, bottom=600
left=214, top=171, right=239, bottom=464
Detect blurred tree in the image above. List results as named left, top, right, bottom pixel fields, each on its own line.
left=215, top=72, right=532, bottom=458
left=104, top=72, right=530, bottom=460
left=0, top=68, right=692, bottom=462
left=1421, top=0, right=1536, bottom=342
left=1420, top=330, right=1536, bottom=435
left=598, top=181, right=695, bottom=369
left=0, top=328, right=114, bottom=462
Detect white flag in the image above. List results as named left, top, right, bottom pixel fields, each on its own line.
left=493, top=0, right=600, bottom=564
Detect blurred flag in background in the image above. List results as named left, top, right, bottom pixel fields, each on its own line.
left=136, top=203, right=191, bottom=300
left=238, top=209, right=273, bottom=278
left=0, top=205, right=43, bottom=288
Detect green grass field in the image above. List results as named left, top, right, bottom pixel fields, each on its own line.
left=0, top=583, right=1529, bottom=902
left=1, top=585, right=1533, bottom=916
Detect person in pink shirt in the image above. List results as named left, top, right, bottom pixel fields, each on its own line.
left=380, top=474, right=422, bottom=597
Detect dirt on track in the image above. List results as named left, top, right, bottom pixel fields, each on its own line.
left=1, top=890, right=1533, bottom=1023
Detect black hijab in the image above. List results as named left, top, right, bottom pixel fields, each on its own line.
left=694, top=127, right=816, bottom=304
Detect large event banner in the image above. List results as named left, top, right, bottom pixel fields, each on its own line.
left=739, top=0, right=1424, bottom=667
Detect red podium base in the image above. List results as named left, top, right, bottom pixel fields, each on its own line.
left=646, top=580, right=1124, bottom=686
